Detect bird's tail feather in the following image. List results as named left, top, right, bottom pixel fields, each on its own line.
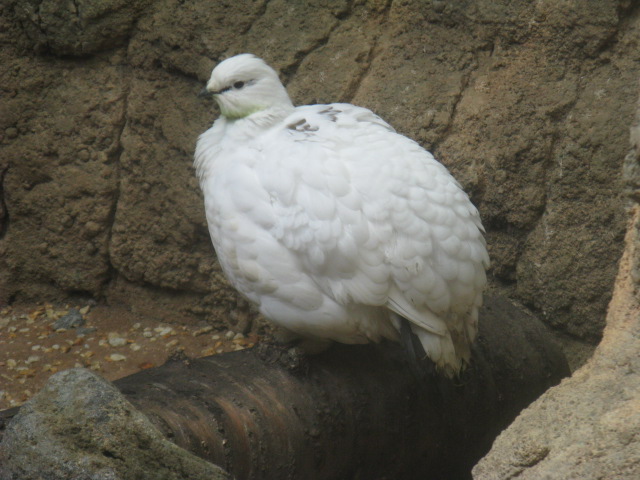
left=413, top=325, right=465, bottom=378
left=394, top=312, right=470, bottom=378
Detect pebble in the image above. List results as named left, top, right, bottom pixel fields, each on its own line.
left=44, top=306, right=55, bottom=320
left=192, top=326, right=214, bottom=337
left=53, top=308, right=85, bottom=330
left=76, top=327, right=97, bottom=335
left=0, top=303, right=262, bottom=411
left=154, top=326, right=174, bottom=337
left=107, top=332, right=127, bottom=347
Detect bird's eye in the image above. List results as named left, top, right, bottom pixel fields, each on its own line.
left=233, top=81, right=245, bottom=89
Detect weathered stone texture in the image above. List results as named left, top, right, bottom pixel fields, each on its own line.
left=0, top=368, right=231, bottom=480
left=473, top=68, right=640, bottom=480
left=473, top=207, right=640, bottom=480
left=1, top=0, right=639, bottom=341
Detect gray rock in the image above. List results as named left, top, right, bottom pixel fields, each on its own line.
left=53, top=308, right=85, bottom=330
left=77, top=326, right=98, bottom=335
left=0, top=368, right=232, bottom=480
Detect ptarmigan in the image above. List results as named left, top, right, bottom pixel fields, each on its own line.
left=195, top=54, right=489, bottom=377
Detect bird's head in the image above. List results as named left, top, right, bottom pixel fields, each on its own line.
left=200, top=54, right=294, bottom=120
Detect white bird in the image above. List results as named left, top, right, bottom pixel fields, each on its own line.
left=195, top=54, right=489, bottom=377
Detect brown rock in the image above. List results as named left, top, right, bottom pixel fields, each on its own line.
left=473, top=101, right=640, bottom=478
left=12, top=0, right=153, bottom=55
left=1, top=0, right=638, bottom=351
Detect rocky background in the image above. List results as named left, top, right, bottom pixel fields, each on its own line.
left=1, top=0, right=639, bottom=476
left=475, top=106, right=640, bottom=478
left=2, top=0, right=639, bottom=350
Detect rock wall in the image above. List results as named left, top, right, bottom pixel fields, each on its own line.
left=1, top=1, right=639, bottom=343
left=473, top=115, right=640, bottom=476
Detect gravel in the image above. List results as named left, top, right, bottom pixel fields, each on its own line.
left=0, top=304, right=259, bottom=410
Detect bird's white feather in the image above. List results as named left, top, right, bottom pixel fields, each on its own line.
left=195, top=54, right=489, bottom=376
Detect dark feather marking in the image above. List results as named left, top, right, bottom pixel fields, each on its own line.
left=287, top=118, right=320, bottom=133
left=287, top=119, right=307, bottom=130
left=318, top=106, right=340, bottom=122
left=399, top=315, right=433, bottom=380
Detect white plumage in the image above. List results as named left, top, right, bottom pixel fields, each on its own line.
left=195, top=54, right=489, bottom=376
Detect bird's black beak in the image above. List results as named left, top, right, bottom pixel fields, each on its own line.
left=198, top=87, right=214, bottom=99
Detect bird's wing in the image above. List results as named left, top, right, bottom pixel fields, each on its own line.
left=253, top=103, right=488, bottom=337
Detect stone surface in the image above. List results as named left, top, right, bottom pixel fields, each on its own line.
left=12, top=0, right=153, bottom=55
left=472, top=91, right=640, bottom=480
left=1, top=1, right=640, bottom=347
left=0, top=368, right=231, bottom=480
left=53, top=307, right=85, bottom=330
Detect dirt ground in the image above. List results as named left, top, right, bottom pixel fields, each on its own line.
left=0, top=302, right=258, bottom=410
